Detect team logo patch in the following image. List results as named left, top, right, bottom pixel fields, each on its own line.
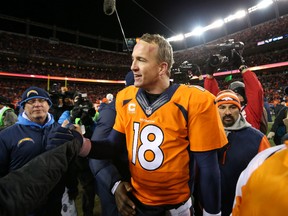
left=145, top=106, right=152, bottom=115
left=27, top=90, right=39, bottom=97
left=128, top=103, right=136, bottom=113
left=220, top=96, right=235, bottom=102
left=18, top=137, right=35, bottom=146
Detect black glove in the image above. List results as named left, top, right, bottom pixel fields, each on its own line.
left=204, top=57, right=217, bottom=75
left=88, top=107, right=96, bottom=117
left=191, top=64, right=202, bottom=77
left=231, top=49, right=245, bottom=69
left=70, top=107, right=83, bottom=122
left=80, top=112, right=94, bottom=126
left=47, top=126, right=83, bottom=150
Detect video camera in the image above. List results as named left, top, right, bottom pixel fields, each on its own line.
left=172, top=61, right=200, bottom=84
left=207, top=39, right=244, bottom=70
left=73, top=93, right=93, bottom=114
left=70, top=92, right=96, bottom=126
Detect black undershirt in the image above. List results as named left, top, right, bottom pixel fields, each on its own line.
left=144, top=91, right=161, bottom=104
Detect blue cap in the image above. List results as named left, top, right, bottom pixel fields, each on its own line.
left=19, top=86, right=52, bottom=108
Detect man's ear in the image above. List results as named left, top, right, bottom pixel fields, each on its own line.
left=159, top=62, right=168, bottom=76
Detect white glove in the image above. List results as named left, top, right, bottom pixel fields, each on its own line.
left=267, top=131, right=275, bottom=139
left=203, top=209, right=221, bottom=216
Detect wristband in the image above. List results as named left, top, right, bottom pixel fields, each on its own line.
left=203, top=209, right=221, bottom=216
left=111, top=180, right=121, bottom=195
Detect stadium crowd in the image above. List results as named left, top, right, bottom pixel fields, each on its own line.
left=0, top=11, right=288, bottom=216
left=0, top=15, right=287, bottom=111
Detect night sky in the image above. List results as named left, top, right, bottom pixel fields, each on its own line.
left=0, top=0, right=260, bottom=40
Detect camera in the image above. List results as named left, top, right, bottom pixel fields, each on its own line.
left=70, top=92, right=96, bottom=126
left=207, top=39, right=244, bottom=70
left=172, top=61, right=200, bottom=84
left=71, top=92, right=92, bottom=117
left=73, top=92, right=92, bottom=114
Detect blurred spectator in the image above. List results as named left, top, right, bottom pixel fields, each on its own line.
left=215, top=90, right=270, bottom=216
left=0, top=96, right=17, bottom=131
left=58, top=92, right=97, bottom=216
left=264, top=97, right=272, bottom=122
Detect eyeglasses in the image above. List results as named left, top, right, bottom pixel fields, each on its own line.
left=26, top=98, right=48, bottom=105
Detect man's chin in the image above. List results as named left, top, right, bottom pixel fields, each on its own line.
left=223, top=120, right=234, bottom=127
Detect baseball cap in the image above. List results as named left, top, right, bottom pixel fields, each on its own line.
left=228, top=81, right=247, bottom=104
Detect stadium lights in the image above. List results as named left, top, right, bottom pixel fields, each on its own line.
left=224, top=10, right=246, bottom=23
left=204, top=19, right=224, bottom=30
left=191, top=26, right=204, bottom=35
left=167, top=0, right=275, bottom=42
left=248, top=0, right=273, bottom=13
left=184, top=19, right=224, bottom=38
left=166, top=34, right=185, bottom=42
left=256, top=0, right=273, bottom=10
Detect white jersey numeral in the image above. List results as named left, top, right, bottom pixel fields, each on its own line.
left=132, top=122, right=164, bottom=170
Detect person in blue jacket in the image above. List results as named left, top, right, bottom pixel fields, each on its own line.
left=88, top=71, right=134, bottom=216
left=213, top=90, right=270, bottom=216
left=0, top=86, right=76, bottom=216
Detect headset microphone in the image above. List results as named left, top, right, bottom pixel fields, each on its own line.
left=103, top=0, right=116, bottom=16
left=103, top=0, right=130, bottom=53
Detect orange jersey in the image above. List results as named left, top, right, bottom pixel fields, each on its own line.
left=232, top=144, right=288, bottom=216
left=114, top=84, right=227, bottom=206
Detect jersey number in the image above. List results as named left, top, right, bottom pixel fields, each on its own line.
left=132, top=123, right=164, bottom=170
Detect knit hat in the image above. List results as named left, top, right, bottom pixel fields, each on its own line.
left=125, top=71, right=135, bottom=86
left=215, top=90, right=241, bottom=110
left=19, top=86, right=52, bottom=108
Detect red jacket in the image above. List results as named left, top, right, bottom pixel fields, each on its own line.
left=204, top=69, right=264, bottom=130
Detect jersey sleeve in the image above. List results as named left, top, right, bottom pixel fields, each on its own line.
left=232, top=144, right=286, bottom=215
left=242, top=70, right=264, bottom=127
left=188, top=86, right=227, bottom=151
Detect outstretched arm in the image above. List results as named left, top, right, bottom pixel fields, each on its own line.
left=0, top=141, right=81, bottom=216
left=87, top=129, right=126, bottom=159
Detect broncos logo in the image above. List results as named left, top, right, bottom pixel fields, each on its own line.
left=18, top=137, right=35, bottom=146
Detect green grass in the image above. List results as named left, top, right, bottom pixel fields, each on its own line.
left=75, top=186, right=101, bottom=216
left=268, top=121, right=275, bottom=146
